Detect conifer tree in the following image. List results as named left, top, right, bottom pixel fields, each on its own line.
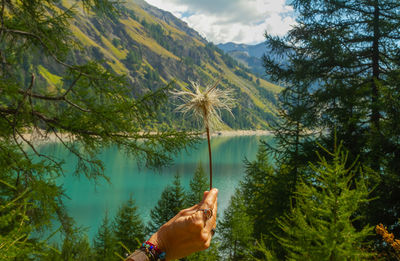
left=265, top=82, right=316, bottom=181
left=218, top=189, right=254, bottom=261
left=61, top=234, right=94, bottom=261
left=186, top=242, right=221, bottom=261
left=146, top=188, right=174, bottom=236
left=42, top=231, right=94, bottom=261
left=170, top=172, right=187, bottom=213
left=187, top=164, right=209, bottom=206
left=93, top=211, right=117, bottom=261
left=276, top=144, right=373, bottom=260
left=263, top=0, right=400, bottom=236
left=146, top=174, right=187, bottom=235
left=0, top=0, right=196, bottom=257
left=241, top=148, right=292, bottom=258
left=0, top=181, right=41, bottom=259
left=113, top=195, right=145, bottom=257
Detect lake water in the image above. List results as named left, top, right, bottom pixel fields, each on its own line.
left=39, top=135, right=272, bottom=239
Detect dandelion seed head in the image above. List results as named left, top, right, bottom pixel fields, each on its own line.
left=171, top=79, right=234, bottom=130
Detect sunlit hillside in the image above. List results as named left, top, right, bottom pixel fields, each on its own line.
left=36, top=0, right=281, bottom=129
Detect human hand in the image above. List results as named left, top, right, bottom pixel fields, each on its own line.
left=148, top=188, right=218, bottom=260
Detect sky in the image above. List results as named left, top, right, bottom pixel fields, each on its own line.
left=144, top=0, right=296, bottom=45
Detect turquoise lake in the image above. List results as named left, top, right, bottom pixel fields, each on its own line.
left=39, top=135, right=272, bottom=239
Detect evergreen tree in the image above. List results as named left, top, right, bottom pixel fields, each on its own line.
left=263, top=0, right=400, bottom=235
left=186, top=242, right=221, bottom=261
left=0, top=181, right=42, bottom=260
left=187, top=164, right=209, bottom=206
left=265, top=81, right=316, bottom=180
left=123, top=49, right=142, bottom=70
left=93, top=211, right=117, bottom=261
left=146, top=188, right=174, bottom=236
left=113, top=195, right=145, bottom=257
left=276, top=144, right=373, bottom=260
left=170, top=173, right=187, bottom=213
left=253, top=81, right=316, bottom=257
left=218, top=189, right=254, bottom=261
left=146, top=174, right=187, bottom=235
left=241, top=148, right=292, bottom=258
left=0, top=0, right=196, bottom=257
left=59, top=233, right=94, bottom=261
left=41, top=230, right=94, bottom=261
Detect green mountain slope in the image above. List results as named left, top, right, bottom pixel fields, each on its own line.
left=217, top=42, right=268, bottom=78
left=41, top=0, right=281, bottom=129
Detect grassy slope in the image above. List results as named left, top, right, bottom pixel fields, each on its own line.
left=47, top=0, right=281, bottom=129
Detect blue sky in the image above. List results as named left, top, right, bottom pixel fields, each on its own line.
left=144, top=0, right=296, bottom=45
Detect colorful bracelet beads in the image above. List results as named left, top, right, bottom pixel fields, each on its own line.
left=140, top=241, right=166, bottom=261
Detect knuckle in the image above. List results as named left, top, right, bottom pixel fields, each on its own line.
left=193, top=211, right=203, bottom=222
left=189, top=214, right=204, bottom=232
left=193, top=219, right=203, bottom=230
left=199, top=233, right=209, bottom=249
left=203, top=240, right=211, bottom=249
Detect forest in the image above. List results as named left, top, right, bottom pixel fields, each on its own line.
left=1, top=0, right=400, bottom=260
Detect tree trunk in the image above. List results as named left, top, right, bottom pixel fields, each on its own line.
left=371, top=0, right=381, bottom=172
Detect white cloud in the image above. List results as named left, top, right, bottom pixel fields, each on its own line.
left=144, top=0, right=296, bottom=44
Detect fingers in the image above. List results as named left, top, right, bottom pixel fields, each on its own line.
left=180, top=191, right=211, bottom=216
left=205, top=191, right=217, bottom=231
left=196, top=188, right=218, bottom=232
left=186, top=189, right=218, bottom=232
left=204, top=232, right=213, bottom=249
left=200, top=188, right=218, bottom=210
left=197, top=190, right=209, bottom=207
left=184, top=204, right=199, bottom=212
left=202, top=191, right=209, bottom=202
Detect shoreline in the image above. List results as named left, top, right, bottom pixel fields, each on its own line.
left=207, top=130, right=272, bottom=137
left=21, top=129, right=273, bottom=144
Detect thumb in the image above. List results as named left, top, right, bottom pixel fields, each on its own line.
left=202, top=191, right=209, bottom=201
left=197, top=191, right=209, bottom=206
left=200, top=188, right=218, bottom=209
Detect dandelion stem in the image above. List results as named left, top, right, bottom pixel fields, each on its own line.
left=172, top=78, right=234, bottom=190
left=206, top=126, right=213, bottom=190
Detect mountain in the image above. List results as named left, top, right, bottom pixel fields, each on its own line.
left=217, top=42, right=267, bottom=58
left=38, top=0, right=281, bottom=129
left=217, top=42, right=268, bottom=79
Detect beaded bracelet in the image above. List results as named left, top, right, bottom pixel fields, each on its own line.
left=140, top=241, right=166, bottom=261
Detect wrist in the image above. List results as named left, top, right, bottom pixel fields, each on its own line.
left=148, top=231, right=166, bottom=253
left=140, top=240, right=167, bottom=261
left=147, top=231, right=168, bottom=260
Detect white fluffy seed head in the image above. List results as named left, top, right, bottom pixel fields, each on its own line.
left=171, top=79, right=235, bottom=130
